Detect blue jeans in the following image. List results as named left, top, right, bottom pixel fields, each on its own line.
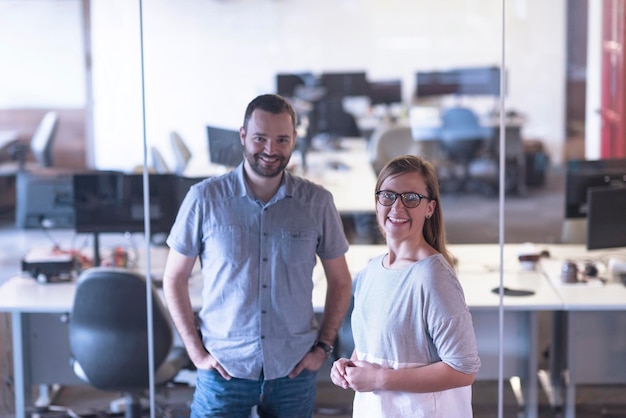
left=191, top=368, right=318, bottom=418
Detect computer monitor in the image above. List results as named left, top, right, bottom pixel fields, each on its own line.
left=564, top=157, right=626, bottom=218
left=368, top=79, right=403, bottom=105
left=73, top=172, right=197, bottom=266
left=319, top=71, right=369, bottom=99
left=586, top=186, right=626, bottom=250
left=414, top=66, right=502, bottom=99
left=73, top=172, right=182, bottom=235
left=456, top=66, right=502, bottom=96
left=206, top=125, right=243, bottom=168
left=414, top=70, right=459, bottom=98
left=15, top=171, right=75, bottom=229
left=276, top=73, right=316, bottom=98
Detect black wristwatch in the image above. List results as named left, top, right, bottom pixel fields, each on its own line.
left=313, top=340, right=334, bottom=358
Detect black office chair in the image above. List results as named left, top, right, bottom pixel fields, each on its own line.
left=313, top=97, right=362, bottom=142
left=438, top=106, right=491, bottom=194
left=68, top=267, right=190, bottom=418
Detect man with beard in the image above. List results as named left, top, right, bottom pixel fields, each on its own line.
left=163, top=94, right=352, bottom=417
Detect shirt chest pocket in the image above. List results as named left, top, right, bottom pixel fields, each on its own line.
left=209, top=225, right=249, bottom=263
left=280, top=228, right=317, bottom=266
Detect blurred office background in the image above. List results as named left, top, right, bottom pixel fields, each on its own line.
left=0, top=0, right=594, bottom=174
left=1, top=0, right=625, bottom=416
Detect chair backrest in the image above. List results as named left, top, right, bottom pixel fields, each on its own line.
left=169, top=131, right=192, bottom=175
left=30, top=111, right=59, bottom=167
left=370, top=124, right=418, bottom=173
left=439, top=106, right=487, bottom=142
left=439, top=106, right=490, bottom=162
left=150, top=146, right=170, bottom=174
left=69, top=267, right=173, bottom=392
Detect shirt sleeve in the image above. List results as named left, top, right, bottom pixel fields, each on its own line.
left=423, top=258, right=481, bottom=375
left=315, top=190, right=349, bottom=260
left=166, top=185, right=204, bottom=258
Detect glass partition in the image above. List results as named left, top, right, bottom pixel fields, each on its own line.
left=135, top=1, right=513, bottom=417
left=1, top=0, right=605, bottom=417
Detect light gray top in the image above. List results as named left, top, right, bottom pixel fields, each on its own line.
left=167, top=164, right=348, bottom=380
left=351, top=253, right=481, bottom=417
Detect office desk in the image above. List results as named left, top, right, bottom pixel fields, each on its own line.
left=539, top=246, right=626, bottom=418
left=0, top=265, right=203, bottom=418
left=4, top=243, right=616, bottom=418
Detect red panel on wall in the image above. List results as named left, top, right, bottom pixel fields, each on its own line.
left=600, top=0, right=626, bottom=158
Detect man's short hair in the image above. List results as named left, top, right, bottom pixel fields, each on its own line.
left=243, top=94, right=297, bottom=132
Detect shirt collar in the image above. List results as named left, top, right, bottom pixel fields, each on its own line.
left=233, top=163, right=295, bottom=203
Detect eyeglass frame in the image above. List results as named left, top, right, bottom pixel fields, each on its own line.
left=375, top=190, right=433, bottom=208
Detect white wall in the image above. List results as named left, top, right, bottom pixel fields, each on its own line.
left=0, top=0, right=568, bottom=171
left=90, top=0, right=144, bottom=172
left=0, top=0, right=85, bottom=108
left=504, top=0, right=567, bottom=158
left=89, top=0, right=567, bottom=171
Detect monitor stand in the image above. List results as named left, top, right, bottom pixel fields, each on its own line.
left=92, top=232, right=101, bottom=267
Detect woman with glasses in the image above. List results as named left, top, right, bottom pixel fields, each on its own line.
left=330, top=155, right=480, bottom=417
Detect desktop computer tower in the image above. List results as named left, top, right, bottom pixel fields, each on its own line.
left=15, top=171, right=75, bottom=229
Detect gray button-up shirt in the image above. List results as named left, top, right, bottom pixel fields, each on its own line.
left=167, top=164, right=349, bottom=380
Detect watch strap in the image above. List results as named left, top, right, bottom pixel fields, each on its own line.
left=313, top=340, right=334, bottom=358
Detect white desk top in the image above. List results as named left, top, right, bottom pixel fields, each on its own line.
left=0, top=276, right=76, bottom=313
left=529, top=244, right=626, bottom=310
left=0, top=272, right=204, bottom=314
left=461, top=271, right=562, bottom=311
left=541, top=257, right=626, bottom=310
left=312, top=243, right=563, bottom=312
left=0, top=244, right=203, bottom=314
left=3, top=244, right=624, bottom=314
left=331, top=243, right=543, bottom=275
left=299, top=139, right=377, bottom=214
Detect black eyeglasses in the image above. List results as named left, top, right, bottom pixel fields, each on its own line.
left=375, top=190, right=431, bottom=208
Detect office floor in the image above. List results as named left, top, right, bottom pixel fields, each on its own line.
left=1, top=163, right=626, bottom=417
left=3, top=383, right=626, bottom=418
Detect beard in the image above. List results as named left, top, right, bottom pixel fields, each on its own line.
left=244, top=150, right=290, bottom=178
